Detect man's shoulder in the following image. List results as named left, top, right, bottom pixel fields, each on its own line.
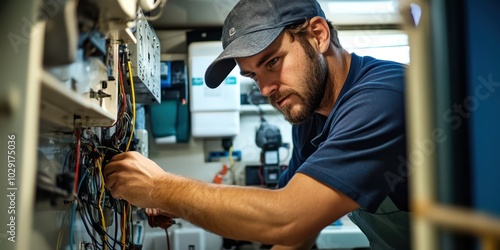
left=343, top=54, right=406, bottom=100
left=351, top=53, right=406, bottom=86
left=354, top=53, right=407, bottom=70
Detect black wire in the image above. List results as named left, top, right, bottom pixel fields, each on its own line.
left=79, top=205, right=104, bottom=249
left=81, top=199, right=122, bottom=246
left=81, top=204, right=104, bottom=248
left=130, top=219, right=134, bottom=248
left=77, top=165, right=123, bottom=250
left=112, top=206, right=119, bottom=250
left=69, top=125, right=130, bottom=250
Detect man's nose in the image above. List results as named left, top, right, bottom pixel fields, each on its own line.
left=256, top=78, right=277, bottom=97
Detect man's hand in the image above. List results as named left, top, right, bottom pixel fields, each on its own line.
left=103, top=151, right=167, bottom=208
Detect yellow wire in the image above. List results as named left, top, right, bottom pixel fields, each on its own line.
left=121, top=203, right=127, bottom=248
left=122, top=60, right=135, bottom=247
left=125, top=61, right=136, bottom=152
left=97, top=160, right=107, bottom=250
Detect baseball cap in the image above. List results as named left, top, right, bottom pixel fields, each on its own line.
left=204, top=0, right=326, bottom=89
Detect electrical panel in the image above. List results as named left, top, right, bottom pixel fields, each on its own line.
left=2, top=0, right=166, bottom=249
left=127, top=15, right=162, bottom=104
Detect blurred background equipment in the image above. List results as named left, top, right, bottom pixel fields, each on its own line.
left=255, top=118, right=283, bottom=187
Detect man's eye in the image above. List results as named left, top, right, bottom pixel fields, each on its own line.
left=267, top=57, right=279, bottom=68
left=243, top=73, right=255, bottom=79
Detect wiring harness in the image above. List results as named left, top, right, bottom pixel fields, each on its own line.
left=59, top=45, right=141, bottom=250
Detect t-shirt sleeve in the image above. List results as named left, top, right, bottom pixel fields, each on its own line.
left=297, top=87, right=407, bottom=212
left=278, top=121, right=318, bottom=188
left=277, top=128, right=298, bottom=188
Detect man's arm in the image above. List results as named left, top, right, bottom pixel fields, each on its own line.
left=104, top=151, right=359, bottom=246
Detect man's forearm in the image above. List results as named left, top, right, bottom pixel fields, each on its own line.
left=104, top=153, right=355, bottom=245
left=151, top=174, right=298, bottom=245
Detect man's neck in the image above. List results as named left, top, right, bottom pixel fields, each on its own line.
left=316, top=48, right=352, bottom=117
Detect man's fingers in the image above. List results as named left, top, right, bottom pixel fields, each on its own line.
left=103, top=159, right=130, bottom=178
left=106, top=178, right=123, bottom=200
left=103, top=163, right=123, bottom=197
left=104, top=173, right=118, bottom=197
left=110, top=152, right=130, bottom=161
left=145, top=208, right=159, bottom=216
left=103, top=160, right=119, bottom=177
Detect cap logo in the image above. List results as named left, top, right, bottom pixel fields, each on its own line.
left=229, top=27, right=236, bottom=37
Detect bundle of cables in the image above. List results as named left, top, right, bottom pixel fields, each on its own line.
left=61, top=46, right=139, bottom=250
left=62, top=128, right=125, bottom=250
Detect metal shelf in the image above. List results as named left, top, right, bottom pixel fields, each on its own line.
left=40, top=70, right=116, bottom=131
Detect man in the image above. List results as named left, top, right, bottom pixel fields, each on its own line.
left=104, top=0, right=411, bottom=249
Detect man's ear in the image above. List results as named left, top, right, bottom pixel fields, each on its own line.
left=308, top=16, right=331, bottom=53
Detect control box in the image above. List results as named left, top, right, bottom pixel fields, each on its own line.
left=128, top=17, right=161, bottom=104
left=188, top=41, right=240, bottom=137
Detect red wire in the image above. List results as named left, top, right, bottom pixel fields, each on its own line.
left=117, top=61, right=127, bottom=121
left=113, top=61, right=127, bottom=138
left=104, top=58, right=127, bottom=128
left=108, top=60, right=128, bottom=144
left=73, top=129, right=81, bottom=194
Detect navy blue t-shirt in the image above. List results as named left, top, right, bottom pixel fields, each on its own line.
left=278, top=53, right=408, bottom=213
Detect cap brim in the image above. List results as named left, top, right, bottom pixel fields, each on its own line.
left=204, top=27, right=285, bottom=88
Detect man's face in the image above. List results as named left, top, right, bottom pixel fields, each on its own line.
left=237, top=32, right=328, bottom=124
